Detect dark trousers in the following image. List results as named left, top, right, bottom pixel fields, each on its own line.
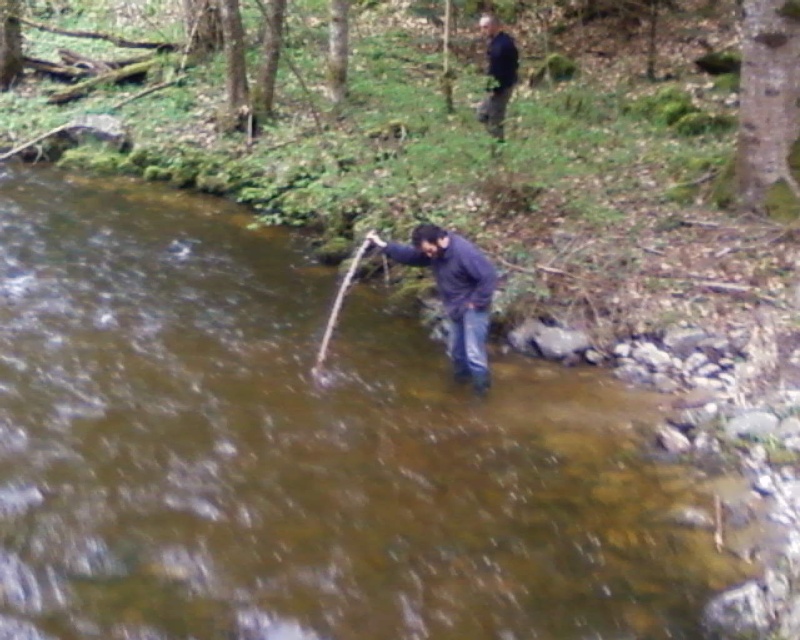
left=477, top=87, right=514, bottom=141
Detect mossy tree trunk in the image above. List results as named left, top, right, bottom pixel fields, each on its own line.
left=0, top=0, right=23, bottom=91
left=183, top=0, right=223, bottom=57
left=255, top=0, right=286, bottom=117
left=328, top=0, right=349, bottom=105
left=737, top=0, right=800, bottom=217
left=218, top=0, right=250, bottom=124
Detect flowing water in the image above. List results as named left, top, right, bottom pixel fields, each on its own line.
left=0, top=164, right=750, bottom=640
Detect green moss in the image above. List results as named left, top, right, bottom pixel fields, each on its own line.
left=143, top=165, right=171, bottom=181
left=196, top=172, right=233, bottom=195
left=789, top=136, right=800, bottom=183
left=713, top=73, right=740, bottom=93
left=665, top=184, right=698, bottom=205
left=673, top=112, right=736, bottom=136
left=711, top=156, right=737, bottom=209
left=662, top=101, right=697, bottom=126
left=387, top=276, right=436, bottom=315
left=765, top=178, right=800, bottom=221
left=529, top=53, right=579, bottom=86
left=56, top=147, right=125, bottom=174
left=778, top=0, right=800, bottom=20
left=624, top=86, right=698, bottom=126
left=313, top=237, right=353, bottom=265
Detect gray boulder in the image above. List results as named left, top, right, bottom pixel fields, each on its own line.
left=724, top=411, right=779, bottom=441
left=702, top=580, right=771, bottom=639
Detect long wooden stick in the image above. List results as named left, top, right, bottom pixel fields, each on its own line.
left=312, top=238, right=372, bottom=374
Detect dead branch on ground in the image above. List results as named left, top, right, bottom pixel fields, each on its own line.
left=46, top=59, right=159, bottom=105
left=21, top=18, right=178, bottom=50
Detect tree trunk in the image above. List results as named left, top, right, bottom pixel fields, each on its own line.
left=0, top=0, right=23, bottom=91
left=328, top=0, right=349, bottom=105
left=183, top=0, right=223, bottom=56
left=736, top=0, right=800, bottom=217
left=218, top=0, right=250, bottom=123
left=255, top=0, right=287, bottom=117
left=646, top=0, right=658, bottom=80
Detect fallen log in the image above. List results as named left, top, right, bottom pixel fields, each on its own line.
left=21, top=18, right=178, bottom=51
left=23, top=56, right=89, bottom=81
left=58, top=49, right=156, bottom=71
left=46, top=59, right=158, bottom=105
left=0, top=125, right=71, bottom=162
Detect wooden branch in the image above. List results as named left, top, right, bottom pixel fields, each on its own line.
left=21, top=18, right=178, bottom=50
left=23, top=56, right=89, bottom=81
left=312, top=239, right=373, bottom=377
left=110, top=78, right=182, bottom=110
left=495, top=254, right=580, bottom=279
left=714, top=494, right=724, bottom=553
left=0, top=124, right=70, bottom=162
left=46, top=59, right=158, bottom=105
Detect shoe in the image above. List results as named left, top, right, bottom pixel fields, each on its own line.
left=472, top=373, right=491, bottom=397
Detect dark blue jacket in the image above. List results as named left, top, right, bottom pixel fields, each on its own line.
left=487, top=31, right=519, bottom=93
left=384, top=233, right=497, bottom=321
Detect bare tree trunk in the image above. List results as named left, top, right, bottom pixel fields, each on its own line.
left=328, top=0, right=349, bottom=105
left=183, top=0, right=223, bottom=56
left=646, top=0, right=658, bottom=80
left=0, top=0, right=23, bottom=91
left=255, top=0, right=287, bottom=117
left=736, top=0, right=800, bottom=216
left=441, top=0, right=453, bottom=113
left=218, top=0, right=250, bottom=124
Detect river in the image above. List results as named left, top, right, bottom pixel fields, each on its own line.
left=0, top=164, right=750, bottom=640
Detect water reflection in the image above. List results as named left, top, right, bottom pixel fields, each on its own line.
left=0, top=165, right=750, bottom=640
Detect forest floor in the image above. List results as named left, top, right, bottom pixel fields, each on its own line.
left=2, top=0, right=799, bottom=402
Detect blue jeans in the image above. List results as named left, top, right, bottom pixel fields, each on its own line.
left=447, top=309, right=490, bottom=383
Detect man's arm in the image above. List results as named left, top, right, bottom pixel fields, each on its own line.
left=366, top=230, right=431, bottom=267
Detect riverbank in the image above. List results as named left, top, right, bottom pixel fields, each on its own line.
left=3, top=2, right=800, bottom=637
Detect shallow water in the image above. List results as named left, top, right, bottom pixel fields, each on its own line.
left=0, top=164, right=750, bottom=640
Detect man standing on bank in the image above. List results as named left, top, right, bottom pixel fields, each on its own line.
left=366, top=225, right=497, bottom=395
left=477, top=14, right=519, bottom=142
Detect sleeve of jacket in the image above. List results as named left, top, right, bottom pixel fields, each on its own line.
left=384, top=242, right=432, bottom=267
left=462, top=248, right=497, bottom=310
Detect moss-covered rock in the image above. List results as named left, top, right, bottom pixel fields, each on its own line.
left=765, top=178, right=800, bottom=221
left=56, top=147, right=125, bottom=174
left=314, top=237, right=353, bottom=265
left=386, top=276, right=436, bottom=315
left=673, top=112, right=736, bottom=136
left=143, top=165, right=171, bottom=182
left=529, top=53, right=579, bottom=87
left=694, top=51, right=741, bottom=75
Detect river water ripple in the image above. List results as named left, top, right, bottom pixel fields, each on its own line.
left=0, top=165, right=750, bottom=640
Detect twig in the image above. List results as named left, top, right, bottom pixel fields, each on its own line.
left=312, top=239, right=372, bottom=375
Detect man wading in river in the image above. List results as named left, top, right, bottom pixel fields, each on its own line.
left=366, top=225, right=497, bottom=396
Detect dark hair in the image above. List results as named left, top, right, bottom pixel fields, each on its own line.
left=411, top=224, right=447, bottom=248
